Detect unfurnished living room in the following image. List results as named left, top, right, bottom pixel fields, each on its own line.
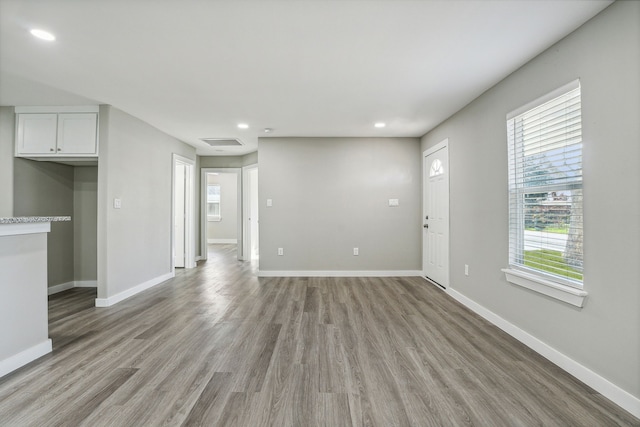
left=0, top=1, right=639, bottom=426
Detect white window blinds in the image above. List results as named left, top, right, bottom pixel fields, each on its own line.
left=507, top=80, right=583, bottom=287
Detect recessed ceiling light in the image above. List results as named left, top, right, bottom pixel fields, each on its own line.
left=264, top=128, right=273, bottom=133
left=237, top=123, right=249, bottom=129
left=374, top=122, right=386, bottom=128
left=30, top=29, right=56, bottom=41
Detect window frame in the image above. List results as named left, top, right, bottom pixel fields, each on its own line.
left=207, top=183, right=221, bottom=222
left=502, top=79, right=587, bottom=307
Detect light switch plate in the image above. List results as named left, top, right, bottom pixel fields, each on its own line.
left=267, top=199, right=273, bottom=207
left=388, top=198, right=399, bottom=207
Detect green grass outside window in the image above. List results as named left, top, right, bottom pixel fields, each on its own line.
left=523, top=249, right=583, bottom=281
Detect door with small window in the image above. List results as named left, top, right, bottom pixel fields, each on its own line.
left=423, top=142, right=449, bottom=288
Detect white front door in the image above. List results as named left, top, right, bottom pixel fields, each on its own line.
left=423, top=141, right=449, bottom=288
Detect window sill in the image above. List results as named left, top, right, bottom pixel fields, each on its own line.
left=502, top=268, right=587, bottom=307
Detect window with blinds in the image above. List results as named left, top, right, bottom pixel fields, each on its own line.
left=507, top=80, right=583, bottom=288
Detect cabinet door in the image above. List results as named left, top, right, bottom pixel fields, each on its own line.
left=57, top=113, right=98, bottom=154
left=16, top=114, right=58, bottom=154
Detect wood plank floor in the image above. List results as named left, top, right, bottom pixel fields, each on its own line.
left=0, top=244, right=638, bottom=426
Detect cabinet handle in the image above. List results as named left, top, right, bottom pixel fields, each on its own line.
left=57, top=148, right=61, bottom=151
left=50, top=148, right=54, bottom=152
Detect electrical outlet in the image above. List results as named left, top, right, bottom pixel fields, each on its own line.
left=353, top=247, right=359, bottom=256
left=465, top=264, right=469, bottom=276
left=114, top=198, right=122, bottom=209
left=278, top=247, right=284, bottom=256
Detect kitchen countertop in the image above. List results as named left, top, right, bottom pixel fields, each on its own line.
left=0, top=216, right=71, bottom=224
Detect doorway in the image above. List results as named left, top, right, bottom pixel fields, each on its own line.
left=200, top=168, right=243, bottom=261
left=172, top=154, right=195, bottom=270
left=423, top=139, right=449, bottom=288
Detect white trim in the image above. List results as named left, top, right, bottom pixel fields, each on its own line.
left=208, top=238, right=238, bottom=244
left=507, top=79, right=580, bottom=120
left=502, top=268, right=587, bottom=307
left=47, top=280, right=98, bottom=295
left=74, top=280, right=98, bottom=288
left=0, top=339, right=52, bottom=378
left=47, top=281, right=75, bottom=295
left=423, top=138, right=449, bottom=157
left=0, top=222, right=50, bottom=237
left=195, top=255, right=203, bottom=262
left=242, top=163, right=258, bottom=261
left=172, top=154, right=196, bottom=270
left=446, top=288, right=640, bottom=418
left=15, top=105, right=99, bottom=114
left=201, top=168, right=243, bottom=262
left=258, top=270, right=422, bottom=278
left=95, top=272, right=174, bottom=307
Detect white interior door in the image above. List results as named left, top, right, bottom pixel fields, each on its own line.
left=174, top=163, right=186, bottom=268
left=173, top=154, right=195, bottom=270
left=423, top=142, right=449, bottom=288
left=249, top=168, right=259, bottom=259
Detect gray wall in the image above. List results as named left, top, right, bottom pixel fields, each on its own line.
left=14, top=159, right=75, bottom=288
left=206, top=172, right=238, bottom=242
left=74, top=166, right=97, bottom=282
left=259, top=137, right=421, bottom=272
left=421, top=1, right=639, bottom=399
left=0, top=107, right=14, bottom=216
left=199, top=152, right=258, bottom=169
left=97, top=106, right=196, bottom=299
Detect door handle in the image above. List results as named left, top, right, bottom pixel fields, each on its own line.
left=423, top=224, right=429, bottom=228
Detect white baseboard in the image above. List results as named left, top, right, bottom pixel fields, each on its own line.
left=47, top=281, right=75, bottom=295
left=95, top=272, right=174, bottom=307
left=208, top=238, right=238, bottom=244
left=257, top=270, right=422, bottom=278
left=195, top=255, right=203, bottom=261
left=74, top=280, right=98, bottom=288
left=0, top=339, right=52, bottom=378
left=48, top=280, right=98, bottom=295
left=447, top=288, right=640, bottom=418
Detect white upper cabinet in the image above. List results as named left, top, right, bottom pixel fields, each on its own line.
left=56, top=113, right=98, bottom=154
left=15, top=107, right=99, bottom=159
left=16, top=114, right=58, bottom=154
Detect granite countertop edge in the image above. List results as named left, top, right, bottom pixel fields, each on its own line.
left=0, top=216, right=72, bottom=224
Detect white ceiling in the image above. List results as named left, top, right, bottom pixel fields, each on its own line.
left=0, top=0, right=611, bottom=156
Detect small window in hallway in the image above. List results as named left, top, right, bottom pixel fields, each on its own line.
left=207, top=184, right=221, bottom=221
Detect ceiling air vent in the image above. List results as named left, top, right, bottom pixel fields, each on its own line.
left=200, top=138, right=244, bottom=147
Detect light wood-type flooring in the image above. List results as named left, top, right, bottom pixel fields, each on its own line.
left=1, top=245, right=638, bottom=426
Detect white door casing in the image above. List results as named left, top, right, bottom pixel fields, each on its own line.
left=201, top=167, right=243, bottom=261
left=423, top=140, right=450, bottom=288
left=174, top=163, right=186, bottom=268
left=242, top=164, right=259, bottom=261
left=172, top=154, right=195, bottom=270
left=249, top=168, right=259, bottom=259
